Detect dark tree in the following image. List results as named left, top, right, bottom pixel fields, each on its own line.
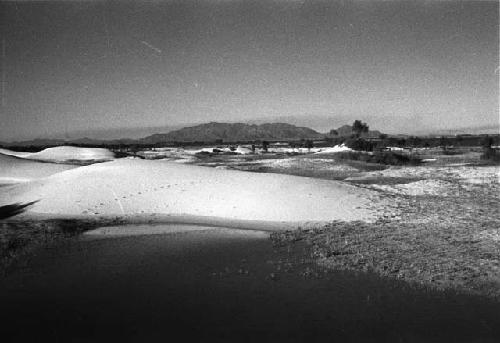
left=439, top=136, right=449, bottom=150
left=305, top=139, right=314, bottom=152
left=262, top=140, right=269, bottom=152
left=352, top=120, right=369, bottom=138
left=481, top=135, right=494, bottom=148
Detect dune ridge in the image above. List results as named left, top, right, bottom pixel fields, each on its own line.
left=0, top=153, right=77, bottom=184
left=0, top=146, right=114, bottom=163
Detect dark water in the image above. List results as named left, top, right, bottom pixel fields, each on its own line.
left=1, top=227, right=499, bottom=343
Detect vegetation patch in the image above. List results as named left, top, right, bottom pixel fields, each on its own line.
left=0, top=218, right=122, bottom=274
left=271, top=173, right=500, bottom=298
left=334, top=151, right=422, bottom=166
left=481, top=148, right=500, bottom=163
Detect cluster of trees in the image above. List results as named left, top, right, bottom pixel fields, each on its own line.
left=352, top=120, right=369, bottom=137
left=327, top=120, right=500, bottom=153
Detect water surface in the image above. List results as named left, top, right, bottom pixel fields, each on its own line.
left=1, top=225, right=499, bottom=342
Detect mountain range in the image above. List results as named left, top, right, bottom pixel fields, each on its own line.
left=140, top=122, right=323, bottom=144
left=2, top=122, right=326, bottom=147
left=2, top=120, right=496, bottom=148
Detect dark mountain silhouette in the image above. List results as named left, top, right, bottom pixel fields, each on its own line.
left=140, top=122, right=323, bottom=144
left=0, top=122, right=391, bottom=147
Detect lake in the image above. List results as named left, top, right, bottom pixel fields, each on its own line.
left=1, top=225, right=499, bottom=342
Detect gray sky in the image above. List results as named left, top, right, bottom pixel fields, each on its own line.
left=1, top=0, right=498, bottom=140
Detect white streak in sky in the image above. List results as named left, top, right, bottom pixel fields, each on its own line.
left=1, top=38, right=5, bottom=108
left=141, top=41, right=162, bottom=54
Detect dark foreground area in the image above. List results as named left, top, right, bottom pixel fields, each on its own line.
left=1, top=227, right=500, bottom=343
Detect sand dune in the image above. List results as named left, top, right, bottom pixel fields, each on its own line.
left=0, top=153, right=77, bottom=184
left=0, top=159, right=383, bottom=225
left=0, top=148, right=33, bottom=158
left=314, top=144, right=353, bottom=154
left=0, top=146, right=114, bottom=163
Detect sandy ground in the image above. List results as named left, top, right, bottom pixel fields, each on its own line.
left=0, top=157, right=384, bottom=227
left=349, top=165, right=499, bottom=196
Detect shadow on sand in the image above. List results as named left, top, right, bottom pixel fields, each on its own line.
left=0, top=201, right=38, bottom=220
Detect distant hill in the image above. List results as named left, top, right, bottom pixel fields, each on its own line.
left=140, top=122, right=323, bottom=144
left=421, top=124, right=500, bottom=136
left=327, top=124, right=382, bottom=138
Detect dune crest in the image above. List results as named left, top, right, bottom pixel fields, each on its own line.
left=0, top=152, right=77, bottom=183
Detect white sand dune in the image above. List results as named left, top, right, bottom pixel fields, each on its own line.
left=314, top=144, right=353, bottom=154
left=0, top=159, right=383, bottom=225
left=0, top=148, right=33, bottom=158
left=0, top=153, right=77, bottom=184
left=0, top=146, right=114, bottom=163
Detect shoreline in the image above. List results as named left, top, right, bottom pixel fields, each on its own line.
left=0, top=214, right=322, bottom=274
left=8, top=212, right=327, bottom=232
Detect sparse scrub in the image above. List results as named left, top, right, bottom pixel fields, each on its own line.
left=334, top=151, right=421, bottom=165
left=0, top=218, right=120, bottom=274
left=271, top=170, right=500, bottom=298
left=480, top=147, right=500, bottom=163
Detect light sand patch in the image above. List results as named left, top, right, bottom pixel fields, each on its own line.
left=368, top=179, right=457, bottom=196
left=314, top=144, right=353, bottom=154
left=476, top=229, right=500, bottom=242
left=356, top=165, right=499, bottom=183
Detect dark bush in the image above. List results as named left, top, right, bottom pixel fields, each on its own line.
left=344, top=138, right=375, bottom=151
left=480, top=148, right=500, bottom=162
left=334, top=151, right=421, bottom=166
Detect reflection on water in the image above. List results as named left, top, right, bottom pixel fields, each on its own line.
left=1, top=226, right=499, bottom=342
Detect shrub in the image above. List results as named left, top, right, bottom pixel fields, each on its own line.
left=480, top=148, right=500, bottom=162
left=344, top=138, right=375, bottom=151
left=334, top=151, right=421, bottom=166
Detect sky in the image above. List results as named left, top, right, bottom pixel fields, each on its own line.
left=0, top=0, right=498, bottom=141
